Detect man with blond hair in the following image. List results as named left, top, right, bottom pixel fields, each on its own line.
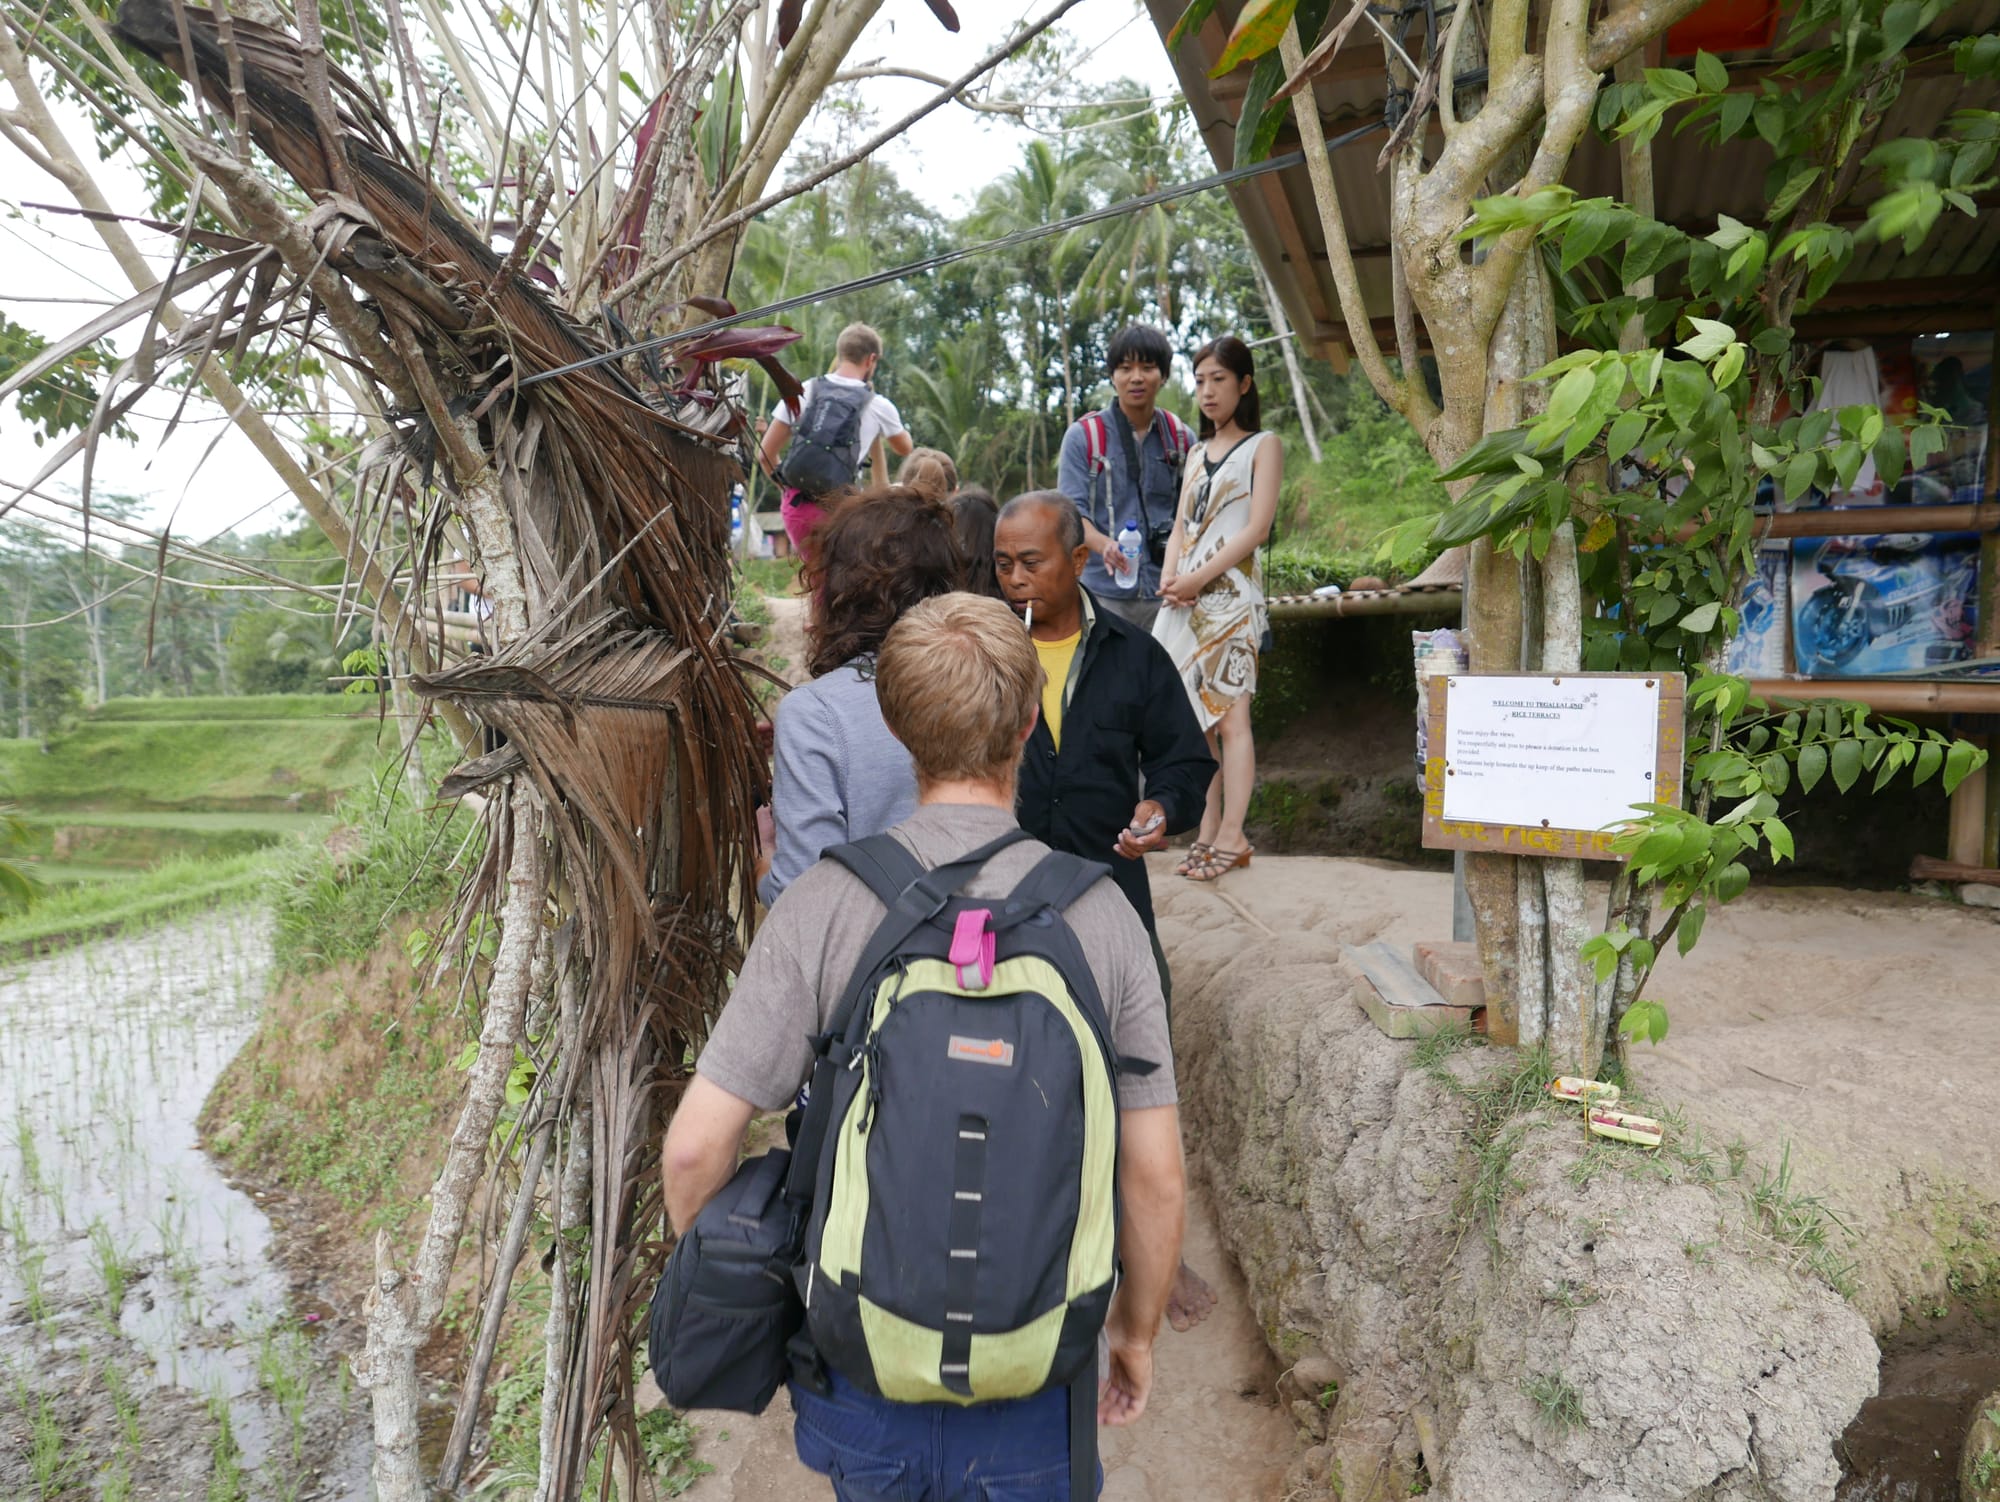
left=665, top=592, right=1186, bottom=1499
left=759, top=321, right=915, bottom=552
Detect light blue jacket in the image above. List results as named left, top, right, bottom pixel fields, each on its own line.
left=758, top=659, right=916, bottom=906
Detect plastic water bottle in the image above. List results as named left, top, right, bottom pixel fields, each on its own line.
left=1115, top=520, right=1143, bottom=578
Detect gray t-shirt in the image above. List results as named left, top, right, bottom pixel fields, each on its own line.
left=699, top=803, right=1177, bottom=1113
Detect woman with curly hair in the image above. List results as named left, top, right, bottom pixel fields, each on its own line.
left=756, top=486, right=962, bottom=903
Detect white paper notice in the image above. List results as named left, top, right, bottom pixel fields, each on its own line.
left=1441, top=676, right=1662, bottom=834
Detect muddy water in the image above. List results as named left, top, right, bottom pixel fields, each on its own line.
left=0, top=909, right=369, bottom=1499
left=1837, top=1311, right=2000, bottom=1502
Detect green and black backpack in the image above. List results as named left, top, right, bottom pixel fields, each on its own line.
left=786, top=829, right=1137, bottom=1415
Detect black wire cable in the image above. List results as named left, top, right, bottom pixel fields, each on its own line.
left=516, top=121, right=1386, bottom=391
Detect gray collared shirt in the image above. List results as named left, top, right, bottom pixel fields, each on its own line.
left=1057, top=408, right=1186, bottom=603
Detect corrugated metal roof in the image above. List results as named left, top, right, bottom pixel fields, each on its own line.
left=1146, top=0, right=2000, bottom=360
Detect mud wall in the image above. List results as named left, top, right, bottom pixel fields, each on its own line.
left=1165, top=918, right=1881, bottom=1502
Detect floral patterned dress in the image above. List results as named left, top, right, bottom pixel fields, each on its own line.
left=1151, top=430, right=1272, bottom=730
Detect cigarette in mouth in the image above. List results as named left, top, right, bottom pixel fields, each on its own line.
left=1024, top=602, right=1033, bottom=633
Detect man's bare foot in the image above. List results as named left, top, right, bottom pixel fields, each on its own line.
left=1165, top=1261, right=1217, bottom=1332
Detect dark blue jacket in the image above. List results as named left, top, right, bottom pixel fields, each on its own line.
left=1014, top=589, right=1215, bottom=932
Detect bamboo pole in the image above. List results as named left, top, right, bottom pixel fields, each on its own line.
left=1266, top=587, right=1461, bottom=621
left=1744, top=678, right=2000, bottom=712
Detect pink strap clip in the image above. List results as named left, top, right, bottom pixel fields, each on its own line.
left=949, top=909, right=996, bottom=991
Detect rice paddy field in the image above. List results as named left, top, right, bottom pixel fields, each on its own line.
left=0, top=909, right=370, bottom=1499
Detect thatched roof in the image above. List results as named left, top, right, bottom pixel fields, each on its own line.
left=1145, top=0, right=2000, bottom=366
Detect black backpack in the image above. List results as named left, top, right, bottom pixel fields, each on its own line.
left=776, top=378, right=872, bottom=496
left=649, top=830, right=1127, bottom=1501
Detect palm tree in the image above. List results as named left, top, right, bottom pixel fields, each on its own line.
left=1063, top=103, right=1195, bottom=326
left=965, top=140, right=1099, bottom=481
left=901, top=327, right=1010, bottom=488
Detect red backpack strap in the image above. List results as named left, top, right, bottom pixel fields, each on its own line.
left=1161, top=411, right=1195, bottom=460
left=1082, top=412, right=1109, bottom=476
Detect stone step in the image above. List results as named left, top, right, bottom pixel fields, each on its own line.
left=1412, top=939, right=1486, bottom=1008
left=1344, top=941, right=1481, bottom=1039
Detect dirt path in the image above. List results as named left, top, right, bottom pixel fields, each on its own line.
left=675, top=1179, right=1297, bottom=1500
left=762, top=592, right=810, bottom=688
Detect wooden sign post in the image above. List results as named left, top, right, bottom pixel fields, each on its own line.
left=1422, top=673, right=1686, bottom=859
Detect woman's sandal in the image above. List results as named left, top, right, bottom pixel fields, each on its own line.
left=1174, top=842, right=1214, bottom=877
left=1185, top=845, right=1253, bottom=882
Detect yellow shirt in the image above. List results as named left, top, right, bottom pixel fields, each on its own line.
left=1034, top=630, right=1082, bottom=750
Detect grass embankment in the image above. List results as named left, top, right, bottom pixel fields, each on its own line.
left=202, top=787, right=714, bottom=1494
left=1267, top=397, right=1451, bottom=592
left=0, top=693, right=386, bottom=813
left=0, top=694, right=390, bottom=950
left=0, top=849, right=279, bottom=953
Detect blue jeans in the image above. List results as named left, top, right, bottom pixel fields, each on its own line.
left=790, top=1368, right=1099, bottom=1501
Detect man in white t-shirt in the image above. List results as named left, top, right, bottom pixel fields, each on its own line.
left=759, top=322, right=913, bottom=553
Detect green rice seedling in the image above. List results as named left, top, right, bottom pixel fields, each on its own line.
left=205, top=1386, right=246, bottom=1502
left=89, top=1218, right=131, bottom=1321
left=103, top=1365, right=142, bottom=1451
left=18, top=1241, right=52, bottom=1329
left=25, top=1386, right=82, bottom=1497
left=256, top=1320, right=313, bottom=1465
left=14, top=1112, right=42, bottom=1196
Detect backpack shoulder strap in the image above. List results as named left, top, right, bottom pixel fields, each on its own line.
left=822, top=833, right=924, bottom=908
left=1161, top=410, right=1195, bottom=459
left=1082, top=411, right=1108, bottom=475
left=998, top=851, right=1159, bottom=1079
left=998, top=849, right=1110, bottom=922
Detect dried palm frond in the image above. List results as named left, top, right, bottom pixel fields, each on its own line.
left=111, top=2, right=765, bottom=1494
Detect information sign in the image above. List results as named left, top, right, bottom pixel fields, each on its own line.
left=1421, top=673, right=1685, bottom=859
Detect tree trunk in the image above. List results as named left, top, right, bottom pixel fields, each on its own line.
left=1255, top=265, right=1322, bottom=465
left=352, top=793, right=548, bottom=1502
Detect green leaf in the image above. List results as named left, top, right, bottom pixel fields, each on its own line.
left=1712, top=861, right=1752, bottom=902
left=1694, top=50, right=1728, bottom=92
left=1676, top=902, right=1708, bottom=957
left=1751, top=326, right=1793, bottom=356
left=452, top=1040, right=479, bottom=1071
left=1168, top=0, right=1221, bottom=48
left=1910, top=422, right=1946, bottom=469
left=1763, top=818, right=1795, bottom=862
left=1760, top=753, right=1791, bottom=796
left=1678, top=316, right=1737, bottom=360
left=1830, top=737, right=1864, bottom=793
left=1543, top=365, right=1598, bottom=427
left=1873, top=423, right=1908, bottom=487
left=1781, top=448, right=1819, bottom=504
left=1439, top=427, right=1530, bottom=480
left=1645, top=66, right=1699, bottom=99
left=1708, top=212, right=1754, bottom=250
left=1880, top=0, right=1925, bottom=58
left=1712, top=342, right=1746, bottom=391
left=1716, top=91, right=1756, bottom=140
left=1605, top=408, right=1648, bottom=463
left=1912, top=739, right=1944, bottom=787
left=1680, top=600, right=1722, bottom=634
left=1233, top=50, right=1291, bottom=167
left=1796, top=741, right=1828, bottom=792
left=1617, top=998, right=1672, bottom=1045
left=1944, top=737, right=1985, bottom=795
left=1210, top=0, right=1299, bottom=74
left=1768, top=165, right=1822, bottom=223
left=1632, top=826, right=1686, bottom=868
left=1583, top=935, right=1620, bottom=984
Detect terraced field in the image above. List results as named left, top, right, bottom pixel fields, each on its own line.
left=0, top=695, right=391, bottom=950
